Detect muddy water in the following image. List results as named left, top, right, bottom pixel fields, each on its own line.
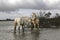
left=0, top=21, right=60, bottom=40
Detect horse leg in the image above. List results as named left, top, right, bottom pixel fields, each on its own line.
left=22, top=25, right=24, bottom=32
left=36, top=22, right=39, bottom=28
left=18, top=26, right=20, bottom=33
left=18, top=23, right=20, bottom=33
left=14, top=22, right=17, bottom=33
left=14, top=26, right=16, bottom=33
left=34, top=24, right=36, bottom=30
left=37, top=24, right=39, bottom=30
left=31, top=23, right=34, bottom=31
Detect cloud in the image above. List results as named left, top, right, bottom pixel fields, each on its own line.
left=0, top=0, right=36, bottom=11
left=43, top=0, right=60, bottom=9
left=0, top=9, right=40, bottom=19
left=0, top=0, right=60, bottom=11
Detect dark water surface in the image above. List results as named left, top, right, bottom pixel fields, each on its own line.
left=0, top=21, right=60, bottom=40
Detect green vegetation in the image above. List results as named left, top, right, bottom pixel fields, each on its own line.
left=39, top=11, right=60, bottom=28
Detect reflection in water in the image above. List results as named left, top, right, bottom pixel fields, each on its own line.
left=31, top=29, right=40, bottom=40
left=13, top=31, right=26, bottom=40
left=13, top=29, right=40, bottom=40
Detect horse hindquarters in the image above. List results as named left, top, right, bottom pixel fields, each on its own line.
left=14, top=18, right=21, bottom=32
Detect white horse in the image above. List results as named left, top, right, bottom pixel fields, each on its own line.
left=14, top=16, right=31, bottom=32
left=31, top=13, right=40, bottom=30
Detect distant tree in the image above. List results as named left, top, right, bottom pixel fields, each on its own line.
left=55, top=13, right=59, bottom=17
left=45, top=12, right=51, bottom=18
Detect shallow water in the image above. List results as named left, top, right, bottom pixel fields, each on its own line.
left=0, top=21, right=60, bottom=40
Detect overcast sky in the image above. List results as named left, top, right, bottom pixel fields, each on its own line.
left=0, top=0, right=60, bottom=19
left=0, top=0, right=60, bottom=11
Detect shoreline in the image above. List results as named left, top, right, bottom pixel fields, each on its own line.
left=0, top=20, right=14, bottom=21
